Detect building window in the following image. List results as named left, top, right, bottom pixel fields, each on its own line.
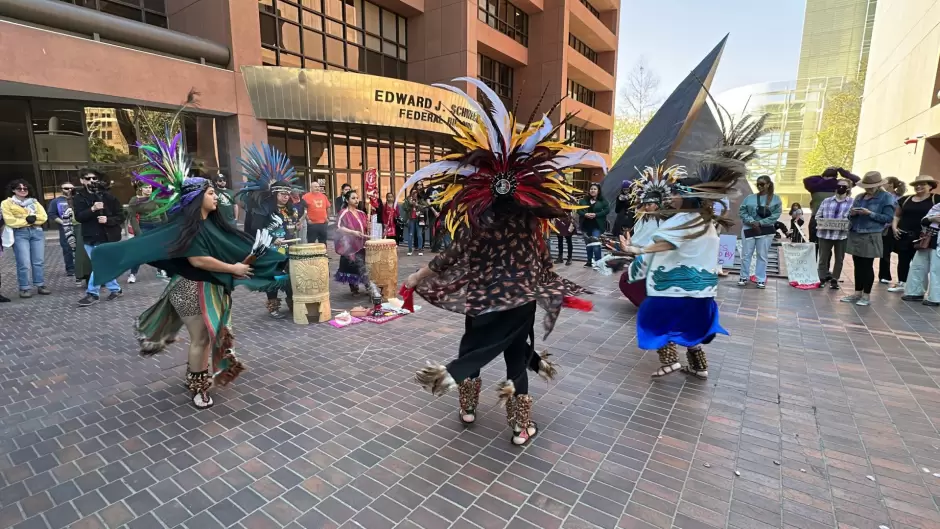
left=566, top=124, right=593, bottom=150
left=63, top=0, right=168, bottom=28
left=578, top=0, right=600, bottom=19
left=259, top=0, right=407, bottom=80
left=567, top=80, right=596, bottom=108
left=568, top=34, right=598, bottom=64
left=476, top=0, right=528, bottom=47
left=478, top=55, right=514, bottom=104
left=569, top=169, right=592, bottom=192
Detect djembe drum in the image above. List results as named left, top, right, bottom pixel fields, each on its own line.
left=288, top=243, right=331, bottom=324
left=365, top=239, right=398, bottom=301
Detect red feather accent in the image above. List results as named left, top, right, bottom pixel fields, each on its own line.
left=562, top=296, right=593, bottom=312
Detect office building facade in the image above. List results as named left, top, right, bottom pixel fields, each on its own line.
left=853, top=1, right=940, bottom=179
left=0, top=0, right=618, bottom=205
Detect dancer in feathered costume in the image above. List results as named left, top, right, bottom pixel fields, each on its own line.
left=89, top=131, right=287, bottom=409
left=620, top=110, right=767, bottom=379
left=404, top=77, right=597, bottom=446
left=235, top=145, right=302, bottom=319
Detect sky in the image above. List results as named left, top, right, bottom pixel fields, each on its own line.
left=615, top=0, right=807, bottom=104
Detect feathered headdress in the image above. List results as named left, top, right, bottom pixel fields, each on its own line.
left=630, top=163, right=687, bottom=215
left=133, top=130, right=208, bottom=217
left=395, top=77, right=607, bottom=235
left=234, top=144, right=300, bottom=212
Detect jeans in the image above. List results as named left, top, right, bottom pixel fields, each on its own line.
left=85, top=243, right=121, bottom=295
left=58, top=228, right=74, bottom=274
left=407, top=220, right=424, bottom=252
left=584, top=229, right=602, bottom=263
left=817, top=238, right=847, bottom=281
left=12, top=227, right=45, bottom=290
left=905, top=248, right=940, bottom=302
left=307, top=223, right=328, bottom=244
left=740, top=235, right=772, bottom=282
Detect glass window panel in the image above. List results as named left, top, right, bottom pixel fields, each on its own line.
left=306, top=60, right=326, bottom=69
left=0, top=101, right=34, bottom=163
left=259, top=0, right=274, bottom=9
left=365, top=141, right=379, bottom=172
left=281, top=23, right=301, bottom=53
left=333, top=137, right=349, bottom=169
left=399, top=46, right=406, bottom=60
left=344, top=0, right=359, bottom=26
left=379, top=175, right=391, bottom=196
left=383, top=55, right=397, bottom=77
left=325, top=36, right=344, bottom=65
left=268, top=127, right=287, bottom=155
left=365, top=50, right=382, bottom=75
left=325, top=0, right=342, bottom=19
left=352, top=0, right=363, bottom=27
left=279, top=52, right=302, bottom=67
left=379, top=142, right=390, bottom=171
left=398, top=15, right=406, bottom=44
left=365, top=35, right=380, bottom=51
left=303, top=29, right=324, bottom=59
left=144, top=12, right=168, bottom=28
left=261, top=47, right=277, bottom=65
left=301, top=0, right=321, bottom=12
left=364, top=2, right=379, bottom=33
left=382, top=40, right=396, bottom=56
left=302, top=10, right=322, bottom=30
left=346, top=44, right=361, bottom=72
left=380, top=9, right=395, bottom=39
left=348, top=142, right=363, bottom=170
left=326, top=19, right=343, bottom=38
left=309, top=137, right=329, bottom=167
left=278, top=2, right=300, bottom=23
left=286, top=128, right=306, bottom=167
left=260, top=14, right=278, bottom=46
left=405, top=144, right=416, bottom=174
left=99, top=1, right=142, bottom=22
left=143, top=0, right=165, bottom=11
left=393, top=144, right=404, bottom=173
left=346, top=27, right=362, bottom=44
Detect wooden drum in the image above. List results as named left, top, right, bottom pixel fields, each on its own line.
left=365, top=239, right=398, bottom=301
left=288, top=243, right=331, bottom=324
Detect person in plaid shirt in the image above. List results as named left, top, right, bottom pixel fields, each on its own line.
left=815, top=178, right=854, bottom=289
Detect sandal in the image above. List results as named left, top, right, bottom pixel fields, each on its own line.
left=681, top=366, right=708, bottom=379
left=652, top=362, right=682, bottom=378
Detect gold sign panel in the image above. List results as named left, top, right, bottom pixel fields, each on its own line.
left=241, top=66, right=478, bottom=135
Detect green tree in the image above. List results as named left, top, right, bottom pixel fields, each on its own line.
left=612, top=58, right=661, bottom=164
left=802, top=82, right=863, bottom=175
left=88, top=136, right=133, bottom=164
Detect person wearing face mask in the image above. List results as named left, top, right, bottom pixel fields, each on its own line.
left=46, top=181, right=77, bottom=277
left=814, top=178, right=855, bottom=289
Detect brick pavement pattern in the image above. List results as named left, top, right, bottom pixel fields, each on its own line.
left=1, top=243, right=939, bottom=529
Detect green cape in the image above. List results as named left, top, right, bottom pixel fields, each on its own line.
left=89, top=216, right=286, bottom=292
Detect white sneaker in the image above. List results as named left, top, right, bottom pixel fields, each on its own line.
left=418, top=252, right=424, bottom=256
left=407, top=252, right=413, bottom=256
left=879, top=279, right=890, bottom=284
left=887, top=282, right=905, bottom=293
left=127, top=274, right=136, bottom=284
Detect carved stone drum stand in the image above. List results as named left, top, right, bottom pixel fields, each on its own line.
left=288, top=243, right=331, bottom=324
left=365, top=239, right=398, bottom=301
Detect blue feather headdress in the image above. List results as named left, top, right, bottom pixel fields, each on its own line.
left=133, top=130, right=209, bottom=217
left=234, top=144, right=300, bottom=211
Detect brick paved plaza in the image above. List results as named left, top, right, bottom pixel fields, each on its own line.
left=1, top=243, right=939, bottom=529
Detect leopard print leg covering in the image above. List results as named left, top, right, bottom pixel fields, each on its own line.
left=458, top=378, right=482, bottom=414
left=686, top=346, right=708, bottom=371
left=185, top=369, right=213, bottom=409
left=266, top=299, right=281, bottom=313
left=657, top=342, right=679, bottom=365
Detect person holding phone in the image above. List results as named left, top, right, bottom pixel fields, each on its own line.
left=842, top=171, right=897, bottom=306
left=737, top=175, right=781, bottom=289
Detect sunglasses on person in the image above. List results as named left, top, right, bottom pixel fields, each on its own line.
left=14, top=186, right=28, bottom=191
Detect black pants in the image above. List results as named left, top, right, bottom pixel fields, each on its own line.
left=853, top=256, right=875, bottom=294
left=447, top=302, right=537, bottom=395
left=306, top=223, right=328, bottom=244
left=556, top=234, right=572, bottom=261
left=879, top=232, right=894, bottom=281
left=266, top=262, right=292, bottom=300
left=897, top=248, right=916, bottom=283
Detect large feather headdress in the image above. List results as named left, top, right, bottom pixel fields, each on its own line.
left=234, top=144, right=300, bottom=211
left=630, top=163, right=687, bottom=214
left=133, top=130, right=208, bottom=217
left=395, top=77, right=607, bottom=235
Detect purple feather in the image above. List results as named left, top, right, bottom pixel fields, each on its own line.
left=134, top=174, right=171, bottom=195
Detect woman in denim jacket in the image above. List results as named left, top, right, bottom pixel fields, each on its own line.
left=842, top=171, right=897, bottom=306
left=737, top=175, right=782, bottom=289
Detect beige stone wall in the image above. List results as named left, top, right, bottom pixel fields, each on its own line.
left=854, top=0, right=940, bottom=179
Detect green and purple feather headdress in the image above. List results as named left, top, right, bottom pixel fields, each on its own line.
left=134, top=131, right=209, bottom=217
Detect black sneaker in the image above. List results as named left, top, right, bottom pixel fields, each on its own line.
left=902, top=295, right=924, bottom=302
left=583, top=262, right=593, bottom=268
left=829, top=279, right=839, bottom=290
left=565, top=259, right=572, bottom=266
left=78, top=294, right=99, bottom=307
left=107, top=290, right=123, bottom=301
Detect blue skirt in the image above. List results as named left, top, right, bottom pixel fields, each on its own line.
left=636, top=296, right=728, bottom=350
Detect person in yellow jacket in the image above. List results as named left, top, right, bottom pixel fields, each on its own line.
left=1, top=179, right=50, bottom=298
